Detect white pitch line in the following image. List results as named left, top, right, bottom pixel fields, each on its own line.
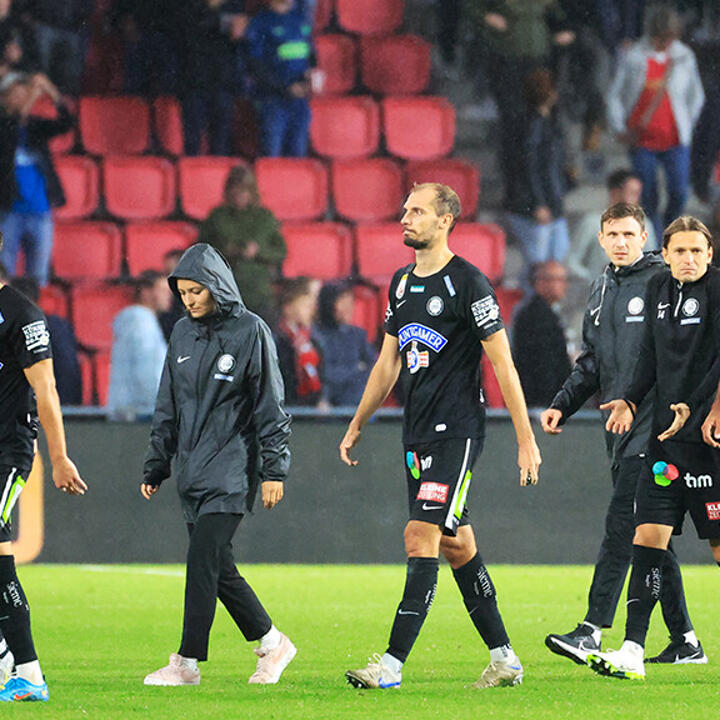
left=80, top=565, right=185, bottom=578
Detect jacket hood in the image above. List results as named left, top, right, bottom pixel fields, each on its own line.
left=169, top=243, right=246, bottom=318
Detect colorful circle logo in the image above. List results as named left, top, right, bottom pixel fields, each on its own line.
left=652, top=461, right=679, bottom=487
left=406, top=451, right=420, bottom=479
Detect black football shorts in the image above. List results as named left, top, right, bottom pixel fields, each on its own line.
left=0, top=466, right=29, bottom=543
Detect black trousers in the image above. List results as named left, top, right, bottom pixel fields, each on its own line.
left=178, top=513, right=272, bottom=661
left=585, top=455, right=692, bottom=635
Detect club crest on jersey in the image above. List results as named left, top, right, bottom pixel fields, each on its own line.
left=217, top=354, right=236, bottom=373
left=682, top=298, right=699, bottom=316
left=397, top=323, right=448, bottom=352
left=426, top=295, right=444, bottom=316
left=406, top=341, right=429, bottom=374
left=396, top=273, right=409, bottom=299
left=627, top=296, right=644, bottom=315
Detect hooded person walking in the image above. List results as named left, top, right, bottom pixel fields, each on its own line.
left=141, top=243, right=295, bottom=687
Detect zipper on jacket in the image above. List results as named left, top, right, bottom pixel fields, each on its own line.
left=674, top=283, right=683, bottom=318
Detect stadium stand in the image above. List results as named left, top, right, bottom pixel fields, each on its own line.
left=309, top=97, right=380, bottom=159
left=53, top=223, right=123, bottom=281
left=315, top=34, right=358, bottom=96
left=336, top=0, right=404, bottom=35
left=30, top=94, right=76, bottom=154
left=178, top=156, right=246, bottom=220
left=38, top=285, right=69, bottom=319
left=282, top=222, right=353, bottom=279
left=125, top=222, right=198, bottom=276
left=255, top=158, right=329, bottom=221
left=103, top=156, right=176, bottom=220
left=152, top=96, right=185, bottom=157
left=351, top=283, right=384, bottom=344
left=71, top=283, right=134, bottom=352
left=382, top=97, right=456, bottom=160
left=332, top=158, right=404, bottom=222
left=360, top=35, right=431, bottom=95
left=354, top=222, right=414, bottom=282
left=405, top=158, right=480, bottom=218
left=448, top=223, right=506, bottom=284
left=79, top=96, right=150, bottom=155
left=54, top=156, right=100, bottom=221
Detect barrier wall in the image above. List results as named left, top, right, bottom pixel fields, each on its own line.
left=24, top=417, right=712, bottom=564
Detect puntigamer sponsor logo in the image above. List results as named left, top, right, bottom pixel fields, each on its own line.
left=397, top=323, right=448, bottom=352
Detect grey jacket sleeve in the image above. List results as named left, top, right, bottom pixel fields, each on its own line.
left=248, top=321, right=292, bottom=483
left=142, top=352, right=178, bottom=487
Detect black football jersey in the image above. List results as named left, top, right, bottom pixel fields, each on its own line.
left=0, top=285, right=53, bottom=468
left=384, top=255, right=504, bottom=443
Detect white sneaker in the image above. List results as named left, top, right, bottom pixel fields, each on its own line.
left=248, top=633, right=296, bottom=684
left=587, top=643, right=646, bottom=681
left=345, top=653, right=402, bottom=689
left=144, top=654, right=201, bottom=686
left=473, top=659, right=524, bottom=688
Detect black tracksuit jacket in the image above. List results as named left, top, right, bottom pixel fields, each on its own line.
left=143, top=244, right=291, bottom=522
left=550, top=252, right=665, bottom=460
left=624, top=266, right=720, bottom=446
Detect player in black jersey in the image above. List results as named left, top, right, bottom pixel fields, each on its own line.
left=0, top=237, right=87, bottom=702
left=341, top=183, right=542, bottom=690
left=590, top=216, right=720, bottom=681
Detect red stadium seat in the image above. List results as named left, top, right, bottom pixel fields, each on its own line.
left=332, top=159, right=404, bottom=222
left=495, top=287, right=524, bottom=327
left=94, top=352, right=111, bottom=406
left=351, top=284, right=383, bottom=343
left=448, top=223, right=506, bottom=284
left=310, top=97, right=380, bottom=159
left=79, top=353, right=93, bottom=405
left=38, top=284, right=69, bottom=319
left=55, top=156, right=100, bottom=221
left=282, top=223, right=353, bottom=279
left=256, top=158, right=328, bottom=222
left=178, top=157, right=246, bottom=220
left=361, top=35, right=431, bottom=95
left=336, top=0, right=404, bottom=35
left=53, top=222, right=123, bottom=280
left=481, top=355, right=504, bottom=408
left=79, top=96, right=150, bottom=155
left=314, top=0, right=333, bottom=31
left=153, top=96, right=184, bottom=156
left=29, top=95, right=75, bottom=154
left=125, top=222, right=198, bottom=275
left=71, top=283, right=134, bottom=351
left=355, top=222, right=414, bottom=282
left=382, top=97, right=455, bottom=160
left=405, top=158, right=480, bottom=218
left=103, top=156, right=176, bottom=220
left=315, top=34, right=357, bottom=96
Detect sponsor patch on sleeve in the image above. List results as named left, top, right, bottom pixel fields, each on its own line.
left=417, top=482, right=449, bottom=503
left=470, top=295, right=500, bottom=328
left=706, top=501, right=720, bottom=521
left=21, top=320, right=50, bottom=352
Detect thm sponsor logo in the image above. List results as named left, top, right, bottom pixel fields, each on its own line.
left=685, top=472, right=713, bottom=489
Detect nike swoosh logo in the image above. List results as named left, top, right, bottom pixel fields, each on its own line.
left=657, top=303, right=671, bottom=309
left=177, top=355, right=191, bottom=364
left=396, top=300, right=407, bottom=308
left=398, top=609, right=420, bottom=616
left=422, top=503, right=443, bottom=511
left=13, top=693, right=33, bottom=700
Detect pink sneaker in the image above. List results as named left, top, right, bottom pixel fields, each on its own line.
left=144, top=654, right=201, bottom=686
left=248, top=634, right=297, bottom=684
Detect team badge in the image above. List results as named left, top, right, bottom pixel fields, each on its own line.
left=627, top=296, right=644, bottom=315
left=396, top=273, right=409, bottom=299
left=217, top=354, right=236, bottom=373
left=406, top=341, right=429, bottom=374
left=426, top=296, right=444, bottom=316
left=682, top=298, right=699, bottom=317
left=470, top=296, right=500, bottom=328
left=21, top=320, right=50, bottom=352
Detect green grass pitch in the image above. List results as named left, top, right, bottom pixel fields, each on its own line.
left=5, top=564, right=719, bottom=718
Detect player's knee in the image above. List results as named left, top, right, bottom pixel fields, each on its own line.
left=440, top=536, right=475, bottom=568
left=403, top=523, right=440, bottom=557
left=633, top=523, right=670, bottom=549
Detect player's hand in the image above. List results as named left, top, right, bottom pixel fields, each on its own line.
left=658, top=403, right=691, bottom=442
left=540, top=408, right=563, bottom=434
left=262, top=481, right=284, bottom=509
left=518, top=436, right=541, bottom=486
left=599, top=399, right=635, bottom=434
left=140, top=483, right=159, bottom=500
left=701, top=405, right=720, bottom=449
left=339, top=424, right=361, bottom=466
left=52, top=456, right=87, bottom=495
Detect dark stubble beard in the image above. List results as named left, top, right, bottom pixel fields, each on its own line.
left=403, top=235, right=431, bottom=250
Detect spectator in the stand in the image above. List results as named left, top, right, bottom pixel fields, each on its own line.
left=10, top=275, right=81, bottom=405
left=106, top=270, right=173, bottom=421
left=568, top=169, right=657, bottom=283
left=0, top=72, right=72, bottom=286
left=314, top=281, right=376, bottom=408
left=0, top=0, right=39, bottom=79
left=111, top=0, right=181, bottom=96
left=175, top=0, right=248, bottom=156
left=607, top=4, right=704, bottom=240
left=512, top=260, right=572, bottom=407
left=274, top=276, right=322, bottom=406
left=21, top=0, right=93, bottom=94
left=197, top=166, right=285, bottom=322
left=246, top=0, right=317, bottom=157
left=505, top=68, right=570, bottom=286
left=467, top=1, right=573, bottom=201
left=690, top=69, right=720, bottom=204
left=158, top=248, right=186, bottom=341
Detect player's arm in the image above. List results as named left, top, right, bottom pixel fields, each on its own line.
left=482, top=328, right=542, bottom=485
left=23, top=359, right=87, bottom=495
left=339, top=333, right=401, bottom=466
left=702, top=380, right=720, bottom=448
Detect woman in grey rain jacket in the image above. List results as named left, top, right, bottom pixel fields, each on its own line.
left=141, top=244, right=296, bottom=687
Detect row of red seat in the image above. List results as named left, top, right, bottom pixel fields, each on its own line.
left=56, top=155, right=478, bottom=223
left=56, top=95, right=454, bottom=159
left=44, top=220, right=504, bottom=289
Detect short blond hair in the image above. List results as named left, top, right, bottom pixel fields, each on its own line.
left=410, top=182, right=461, bottom=231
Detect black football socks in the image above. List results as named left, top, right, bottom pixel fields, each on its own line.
left=386, top=557, right=439, bottom=663
left=625, top=545, right=666, bottom=647
left=0, top=555, right=37, bottom=664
